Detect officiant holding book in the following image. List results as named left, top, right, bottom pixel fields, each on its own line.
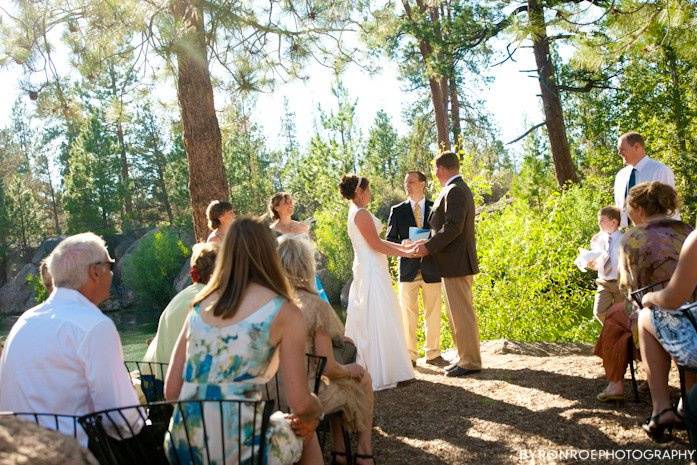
left=386, top=171, right=445, bottom=367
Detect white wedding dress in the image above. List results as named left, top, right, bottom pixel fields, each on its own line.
left=345, top=203, right=414, bottom=390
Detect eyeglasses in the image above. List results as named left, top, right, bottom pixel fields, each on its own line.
left=92, top=261, right=115, bottom=271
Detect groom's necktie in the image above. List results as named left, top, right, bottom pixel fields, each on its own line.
left=413, top=203, right=422, bottom=228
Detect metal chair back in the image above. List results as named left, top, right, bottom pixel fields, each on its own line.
left=263, top=354, right=327, bottom=413
left=0, top=412, right=80, bottom=439
left=124, top=360, right=169, bottom=403
left=78, top=399, right=272, bottom=465
left=630, top=280, right=668, bottom=307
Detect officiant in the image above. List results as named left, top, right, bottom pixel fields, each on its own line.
left=386, top=171, right=446, bottom=367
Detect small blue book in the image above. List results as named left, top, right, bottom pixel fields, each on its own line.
left=409, top=227, right=430, bottom=241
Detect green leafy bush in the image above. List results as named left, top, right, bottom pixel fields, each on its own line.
left=314, top=204, right=353, bottom=300
left=26, top=272, right=49, bottom=303
left=474, top=185, right=610, bottom=342
left=122, top=228, right=190, bottom=310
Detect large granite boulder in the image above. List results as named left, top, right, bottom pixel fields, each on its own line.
left=0, top=263, right=39, bottom=315
left=31, top=237, right=66, bottom=265
left=174, top=261, right=193, bottom=293
left=340, top=278, right=352, bottom=309
left=0, top=416, right=98, bottom=465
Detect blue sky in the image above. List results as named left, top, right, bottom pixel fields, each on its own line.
left=0, top=36, right=543, bottom=160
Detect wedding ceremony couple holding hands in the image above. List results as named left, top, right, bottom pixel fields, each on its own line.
left=342, top=151, right=483, bottom=391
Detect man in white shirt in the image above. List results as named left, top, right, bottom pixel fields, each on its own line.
left=0, top=232, right=141, bottom=446
left=614, top=131, right=677, bottom=227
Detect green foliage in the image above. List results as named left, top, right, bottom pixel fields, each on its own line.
left=221, top=104, right=280, bottom=216
left=63, top=111, right=121, bottom=235
left=26, top=273, right=49, bottom=303
left=121, top=228, right=190, bottom=310
left=314, top=204, right=353, bottom=289
left=474, top=184, right=609, bottom=342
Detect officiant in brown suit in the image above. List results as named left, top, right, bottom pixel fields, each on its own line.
left=414, top=151, right=482, bottom=377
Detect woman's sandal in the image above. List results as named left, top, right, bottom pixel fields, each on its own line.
left=642, top=407, right=683, bottom=442
left=331, top=451, right=348, bottom=465
left=355, top=453, right=375, bottom=465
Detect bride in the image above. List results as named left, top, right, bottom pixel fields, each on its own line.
left=339, top=174, right=415, bottom=390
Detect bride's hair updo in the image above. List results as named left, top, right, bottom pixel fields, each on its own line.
left=339, top=174, right=369, bottom=200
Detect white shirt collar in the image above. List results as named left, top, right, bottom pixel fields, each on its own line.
left=408, top=197, right=425, bottom=210
left=631, top=155, right=651, bottom=171
left=49, top=287, right=101, bottom=312
left=445, top=174, right=462, bottom=185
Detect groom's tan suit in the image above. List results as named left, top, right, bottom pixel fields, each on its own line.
left=424, top=175, right=481, bottom=370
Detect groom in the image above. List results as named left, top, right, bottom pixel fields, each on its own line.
left=415, top=151, right=482, bottom=377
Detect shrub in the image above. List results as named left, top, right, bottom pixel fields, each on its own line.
left=474, top=184, right=610, bottom=342
left=122, top=228, right=190, bottom=310
left=314, top=204, right=353, bottom=300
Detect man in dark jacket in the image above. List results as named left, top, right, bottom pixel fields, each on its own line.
left=386, top=171, right=445, bottom=367
left=415, top=152, right=482, bottom=377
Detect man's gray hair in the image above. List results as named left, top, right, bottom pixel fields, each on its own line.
left=46, top=233, right=112, bottom=290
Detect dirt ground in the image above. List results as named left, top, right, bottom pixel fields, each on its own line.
left=366, top=340, right=694, bottom=465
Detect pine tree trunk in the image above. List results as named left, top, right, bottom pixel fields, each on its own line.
left=664, top=46, right=688, bottom=155
left=528, top=0, right=578, bottom=186
left=428, top=78, right=451, bottom=150
left=107, top=65, right=134, bottom=230
left=449, top=72, right=461, bottom=147
left=171, top=0, right=229, bottom=241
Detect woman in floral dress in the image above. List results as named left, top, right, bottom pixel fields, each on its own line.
left=164, top=217, right=323, bottom=465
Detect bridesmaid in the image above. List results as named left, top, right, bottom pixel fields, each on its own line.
left=206, top=200, right=236, bottom=244
left=268, top=193, right=330, bottom=303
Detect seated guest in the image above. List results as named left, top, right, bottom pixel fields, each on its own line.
left=39, top=259, right=53, bottom=296
left=278, top=235, right=375, bottom=465
left=0, top=233, right=141, bottom=445
left=206, top=200, right=236, bottom=244
left=594, top=182, right=691, bottom=404
left=143, top=242, right=218, bottom=365
left=164, top=217, right=323, bottom=465
left=641, top=228, right=697, bottom=439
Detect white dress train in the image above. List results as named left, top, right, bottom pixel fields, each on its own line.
left=345, top=204, right=414, bottom=390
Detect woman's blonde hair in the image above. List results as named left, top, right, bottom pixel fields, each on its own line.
left=194, top=217, right=294, bottom=318
left=277, top=235, right=317, bottom=293
left=268, top=192, right=292, bottom=220
left=627, top=181, right=679, bottom=218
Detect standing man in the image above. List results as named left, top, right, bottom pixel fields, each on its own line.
left=615, top=131, right=677, bottom=227
left=415, top=151, right=482, bottom=377
left=386, top=171, right=445, bottom=368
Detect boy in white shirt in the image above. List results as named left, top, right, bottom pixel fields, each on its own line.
left=587, top=206, right=625, bottom=323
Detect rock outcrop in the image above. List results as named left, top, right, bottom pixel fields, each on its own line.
left=0, top=416, right=98, bottom=465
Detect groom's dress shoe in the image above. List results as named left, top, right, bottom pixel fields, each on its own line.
left=445, top=363, right=459, bottom=372
left=425, top=356, right=449, bottom=367
left=445, top=367, right=481, bottom=378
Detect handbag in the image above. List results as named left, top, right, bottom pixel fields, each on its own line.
left=332, top=336, right=357, bottom=364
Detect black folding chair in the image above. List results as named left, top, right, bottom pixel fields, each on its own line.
left=78, top=399, right=273, bottom=465
left=0, top=412, right=80, bottom=439
left=263, top=353, right=327, bottom=413
left=628, top=281, right=670, bottom=402
left=124, top=360, right=168, bottom=403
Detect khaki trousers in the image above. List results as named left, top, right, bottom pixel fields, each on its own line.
left=399, top=276, right=442, bottom=360
left=442, top=275, right=482, bottom=370
left=594, top=279, right=624, bottom=324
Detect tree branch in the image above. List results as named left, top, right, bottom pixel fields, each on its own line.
left=506, top=121, right=546, bottom=145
